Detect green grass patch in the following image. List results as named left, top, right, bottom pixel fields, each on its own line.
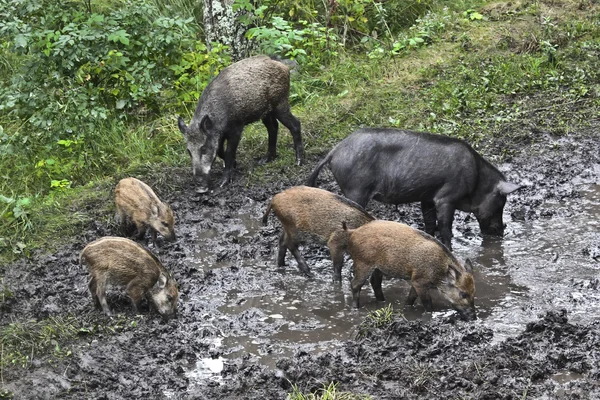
left=287, top=382, right=372, bottom=400
left=356, top=304, right=401, bottom=339
left=0, top=314, right=143, bottom=376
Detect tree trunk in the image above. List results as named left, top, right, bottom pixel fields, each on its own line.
left=202, top=0, right=250, bottom=61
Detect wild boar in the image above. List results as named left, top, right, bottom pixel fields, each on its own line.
left=177, top=55, right=303, bottom=193
left=80, top=237, right=179, bottom=318
left=262, top=186, right=374, bottom=281
left=307, top=128, right=523, bottom=250
left=329, top=220, right=476, bottom=320
left=115, top=177, right=175, bottom=247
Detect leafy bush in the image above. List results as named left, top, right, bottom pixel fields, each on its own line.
left=0, top=0, right=229, bottom=196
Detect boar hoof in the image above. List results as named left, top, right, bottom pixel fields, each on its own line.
left=218, top=175, right=232, bottom=188
left=195, top=186, right=209, bottom=194
left=257, top=155, right=276, bottom=165
left=295, top=158, right=302, bottom=166
left=301, top=269, right=314, bottom=279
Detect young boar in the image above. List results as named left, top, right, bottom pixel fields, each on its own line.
left=262, top=186, right=374, bottom=281
left=308, top=128, right=523, bottom=250
left=115, top=177, right=175, bottom=247
left=329, top=220, right=476, bottom=320
left=177, top=55, right=304, bottom=193
left=80, top=237, right=179, bottom=318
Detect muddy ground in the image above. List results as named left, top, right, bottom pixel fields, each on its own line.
left=1, top=126, right=599, bottom=399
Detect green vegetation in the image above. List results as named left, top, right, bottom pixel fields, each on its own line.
left=1, top=0, right=599, bottom=264
left=0, top=314, right=141, bottom=374
left=356, top=303, right=400, bottom=338
left=287, top=382, right=371, bottom=400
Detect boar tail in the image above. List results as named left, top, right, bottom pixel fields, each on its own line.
left=262, top=200, right=273, bottom=225
left=306, top=151, right=334, bottom=187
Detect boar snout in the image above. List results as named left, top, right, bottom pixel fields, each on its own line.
left=165, top=231, right=176, bottom=242
left=457, top=307, right=477, bottom=321
left=478, top=216, right=505, bottom=237
left=194, top=176, right=210, bottom=194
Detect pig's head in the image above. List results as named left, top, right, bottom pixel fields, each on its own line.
left=178, top=115, right=219, bottom=194
left=439, top=259, right=476, bottom=321
left=473, top=181, right=523, bottom=237
left=150, top=272, right=179, bottom=319
left=149, top=203, right=176, bottom=242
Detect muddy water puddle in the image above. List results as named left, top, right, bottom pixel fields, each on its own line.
left=186, top=183, right=600, bottom=383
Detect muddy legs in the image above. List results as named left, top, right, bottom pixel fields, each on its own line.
left=277, top=231, right=312, bottom=277
left=406, top=285, right=433, bottom=312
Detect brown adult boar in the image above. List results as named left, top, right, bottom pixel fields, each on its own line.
left=262, top=186, right=374, bottom=281
left=329, top=220, right=476, bottom=320
left=115, top=177, right=175, bottom=247
left=80, top=237, right=179, bottom=319
left=177, top=55, right=303, bottom=193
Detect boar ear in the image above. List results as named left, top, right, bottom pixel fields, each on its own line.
left=154, top=273, right=168, bottom=290
left=464, top=258, right=473, bottom=274
left=200, top=115, right=212, bottom=133
left=447, top=264, right=461, bottom=281
left=151, top=204, right=159, bottom=217
left=497, top=181, right=523, bottom=195
left=177, top=116, right=187, bottom=135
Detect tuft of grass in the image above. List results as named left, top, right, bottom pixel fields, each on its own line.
left=356, top=304, right=400, bottom=339
left=0, top=316, right=82, bottom=371
left=287, top=382, right=372, bottom=400
left=0, top=314, right=142, bottom=375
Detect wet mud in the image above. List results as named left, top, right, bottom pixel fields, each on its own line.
left=1, top=128, right=599, bottom=399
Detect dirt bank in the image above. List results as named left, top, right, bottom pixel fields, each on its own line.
left=1, top=127, right=599, bottom=399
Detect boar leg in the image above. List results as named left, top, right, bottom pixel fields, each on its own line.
left=220, top=130, right=242, bottom=187
left=435, top=203, right=455, bottom=251
left=288, top=244, right=312, bottom=277
left=351, top=262, right=372, bottom=308
left=369, top=269, right=385, bottom=301
left=260, top=112, right=279, bottom=164
left=116, top=209, right=129, bottom=235
left=283, top=236, right=311, bottom=276
left=328, top=241, right=345, bottom=283
left=413, top=285, right=433, bottom=312
left=150, top=229, right=158, bottom=248
left=126, top=280, right=145, bottom=314
left=95, top=279, right=113, bottom=316
left=406, top=286, right=418, bottom=306
left=277, top=232, right=288, bottom=267
left=88, top=277, right=101, bottom=309
left=275, top=108, right=303, bottom=166
left=420, top=201, right=437, bottom=236
left=134, top=222, right=147, bottom=241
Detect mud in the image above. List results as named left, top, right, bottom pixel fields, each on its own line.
left=1, top=127, right=599, bottom=399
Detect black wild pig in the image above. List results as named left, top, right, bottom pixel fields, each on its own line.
left=308, top=128, right=523, bottom=250
left=115, top=177, right=175, bottom=247
left=329, top=220, right=476, bottom=320
left=80, top=237, right=179, bottom=318
left=177, top=55, right=303, bottom=193
left=262, top=186, right=374, bottom=281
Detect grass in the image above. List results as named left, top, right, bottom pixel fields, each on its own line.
left=356, top=304, right=399, bottom=339
left=0, top=314, right=142, bottom=375
left=287, top=382, right=372, bottom=400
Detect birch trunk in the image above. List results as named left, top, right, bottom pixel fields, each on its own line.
left=202, top=0, right=250, bottom=60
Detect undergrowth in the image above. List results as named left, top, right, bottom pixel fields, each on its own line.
left=1, top=0, right=599, bottom=263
